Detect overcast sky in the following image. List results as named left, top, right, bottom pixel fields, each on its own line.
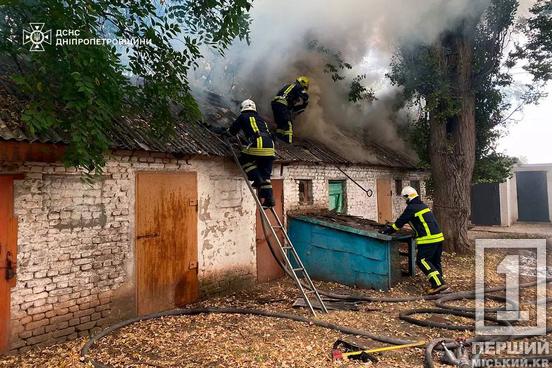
left=498, top=83, right=552, bottom=164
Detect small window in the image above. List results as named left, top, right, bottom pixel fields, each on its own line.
left=410, top=180, right=421, bottom=198
left=394, top=179, right=403, bottom=195
left=298, top=179, right=313, bottom=205
left=328, top=180, right=346, bottom=213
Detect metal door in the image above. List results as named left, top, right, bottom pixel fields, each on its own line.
left=0, top=176, right=17, bottom=353
left=377, top=178, right=393, bottom=223
left=517, top=171, right=550, bottom=222
left=329, top=180, right=345, bottom=213
left=471, top=183, right=501, bottom=225
left=256, top=179, right=284, bottom=282
left=136, top=172, right=198, bottom=315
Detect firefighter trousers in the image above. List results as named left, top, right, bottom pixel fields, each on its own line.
left=271, top=101, right=293, bottom=144
left=239, top=153, right=275, bottom=206
left=416, top=241, right=445, bottom=289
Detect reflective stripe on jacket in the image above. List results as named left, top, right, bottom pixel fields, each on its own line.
left=272, top=82, right=309, bottom=108
left=391, top=196, right=444, bottom=245
left=229, top=111, right=275, bottom=157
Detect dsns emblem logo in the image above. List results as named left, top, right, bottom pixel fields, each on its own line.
left=23, top=23, right=52, bottom=52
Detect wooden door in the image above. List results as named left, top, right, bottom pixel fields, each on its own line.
left=136, top=172, right=198, bottom=315
left=377, top=178, right=393, bottom=223
left=0, top=176, right=17, bottom=353
left=256, top=179, right=284, bottom=282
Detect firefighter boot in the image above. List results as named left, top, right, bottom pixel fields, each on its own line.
left=259, top=184, right=275, bottom=208
left=427, top=284, right=450, bottom=295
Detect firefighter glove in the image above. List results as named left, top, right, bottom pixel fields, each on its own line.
left=379, top=224, right=395, bottom=235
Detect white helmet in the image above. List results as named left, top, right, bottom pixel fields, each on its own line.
left=401, top=186, right=418, bottom=200
left=240, top=99, right=256, bottom=112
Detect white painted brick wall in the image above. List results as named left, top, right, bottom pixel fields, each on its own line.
left=1, top=151, right=427, bottom=352
left=1, top=152, right=256, bottom=352
left=281, top=164, right=429, bottom=221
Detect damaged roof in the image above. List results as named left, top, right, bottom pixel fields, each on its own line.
left=0, top=78, right=416, bottom=168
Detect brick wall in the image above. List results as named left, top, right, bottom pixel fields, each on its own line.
left=279, top=163, right=429, bottom=222
left=1, top=152, right=256, bottom=352
left=1, top=151, right=427, bottom=352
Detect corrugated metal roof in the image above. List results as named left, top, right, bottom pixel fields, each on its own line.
left=107, top=118, right=230, bottom=157
left=0, top=78, right=230, bottom=157
left=274, top=139, right=349, bottom=164
left=0, top=77, right=416, bottom=168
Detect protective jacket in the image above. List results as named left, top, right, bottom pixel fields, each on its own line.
left=391, top=196, right=444, bottom=245
left=229, top=111, right=275, bottom=157
left=272, top=82, right=309, bottom=112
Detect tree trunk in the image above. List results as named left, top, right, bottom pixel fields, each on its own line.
left=429, top=29, right=476, bottom=254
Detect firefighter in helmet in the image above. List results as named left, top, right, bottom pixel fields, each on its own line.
left=380, top=186, right=448, bottom=295
left=271, top=76, right=310, bottom=144
left=228, top=99, right=275, bottom=207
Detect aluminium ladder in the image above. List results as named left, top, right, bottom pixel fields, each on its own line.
left=225, top=139, right=328, bottom=316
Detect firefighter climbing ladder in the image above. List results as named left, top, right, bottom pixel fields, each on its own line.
left=225, top=139, right=328, bottom=316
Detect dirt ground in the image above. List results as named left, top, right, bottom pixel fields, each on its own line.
left=470, top=222, right=552, bottom=239
left=1, top=231, right=551, bottom=368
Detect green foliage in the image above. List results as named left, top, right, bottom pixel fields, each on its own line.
left=307, top=40, right=352, bottom=81
left=389, top=0, right=525, bottom=184
left=348, top=74, right=376, bottom=103
left=473, top=153, right=518, bottom=183
left=511, top=0, right=552, bottom=83
left=0, top=0, right=251, bottom=174
left=308, top=40, right=376, bottom=104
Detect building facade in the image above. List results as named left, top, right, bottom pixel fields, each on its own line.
left=0, top=91, right=427, bottom=352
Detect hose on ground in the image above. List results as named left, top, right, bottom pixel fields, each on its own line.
left=398, top=308, right=511, bottom=331
left=424, top=336, right=552, bottom=368
left=434, top=292, right=517, bottom=313
left=261, top=213, right=552, bottom=367
left=80, top=307, right=414, bottom=368
left=260, top=210, right=551, bottom=304
left=424, top=338, right=457, bottom=368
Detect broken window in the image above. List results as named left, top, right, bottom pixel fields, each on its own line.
left=298, top=179, right=313, bottom=205
left=394, top=179, right=403, bottom=195
left=328, top=180, right=346, bottom=213
left=410, top=180, right=421, bottom=198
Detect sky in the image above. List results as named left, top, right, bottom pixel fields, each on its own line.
left=498, top=84, right=552, bottom=164
left=495, top=0, right=551, bottom=164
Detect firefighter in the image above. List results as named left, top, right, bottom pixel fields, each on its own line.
left=379, top=186, right=448, bottom=295
left=271, top=76, right=310, bottom=144
left=228, top=99, right=275, bottom=207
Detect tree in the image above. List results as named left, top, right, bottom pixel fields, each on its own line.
left=0, top=0, right=252, bottom=174
left=388, top=0, right=524, bottom=252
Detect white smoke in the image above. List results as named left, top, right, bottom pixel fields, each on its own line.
left=193, top=0, right=531, bottom=161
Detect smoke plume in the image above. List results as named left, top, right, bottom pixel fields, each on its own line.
left=193, top=0, right=529, bottom=163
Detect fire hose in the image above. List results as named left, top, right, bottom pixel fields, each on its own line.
left=222, top=133, right=552, bottom=366
left=80, top=307, right=414, bottom=367
left=80, top=132, right=551, bottom=367
left=259, top=213, right=552, bottom=367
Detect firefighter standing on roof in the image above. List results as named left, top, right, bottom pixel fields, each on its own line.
left=380, top=186, right=449, bottom=295
left=228, top=99, right=276, bottom=208
left=271, top=76, right=310, bottom=144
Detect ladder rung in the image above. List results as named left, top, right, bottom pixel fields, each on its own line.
left=293, top=267, right=304, bottom=272
left=282, top=245, right=292, bottom=249
left=272, top=225, right=282, bottom=229
left=304, top=290, right=316, bottom=294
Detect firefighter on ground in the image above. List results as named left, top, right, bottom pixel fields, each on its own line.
left=228, top=99, right=276, bottom=208
left=271, top=76, right=310, bottom=144
left=379, top=186, right=449, bottom=295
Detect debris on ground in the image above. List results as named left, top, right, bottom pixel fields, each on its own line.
left=0, top=243, right=550, bottom=367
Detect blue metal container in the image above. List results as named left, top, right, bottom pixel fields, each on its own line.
left=288, top=215, right=414, bottom=291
